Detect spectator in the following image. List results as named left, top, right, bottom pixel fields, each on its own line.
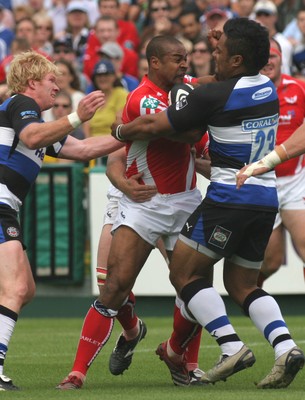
left=292, top=7, right=305, bottom=79
left=188, top=36, right=215, bottom=77
left=12, top=4, right=34, bottom=26
left=84, top=59, right=128, bottom=141
left=55, top=1, right=90, bottom=71
left=52, top=37, right=90, bottom=93
left=0, top=4, right=14, bottom=62
left=0, top=37, right=31, bottom=84
left=97, top=0, right=140, bottom=51
left=32, top=11, right=54, bottom=56
left=254, top=0, right=293, bottom=75
left=235, top=0, right=255, bottom=18
left=141, top=0, right=181, bottom=46
left=83, top=15, right=139, bottom=80
left=44, top=90, right=86, bottom=163
left=178, top=9, right=205, bottom=45
left=98, top=41, right=139, bottom=92
left=42, top=58, right=86, bottom=122
left=15, top=17, right=50, bottom=58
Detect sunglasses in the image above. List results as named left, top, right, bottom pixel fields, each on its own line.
left=53, top=103, right=71, bottom=108
left=150, top=6, right=169, bottom=12
left=192, top=48, right=209, bottom=54
left=37, top=25, right=52, bottom=31
left=256, top=11, right=272, bottom=17
left=54, top=48, right=73, bottom=54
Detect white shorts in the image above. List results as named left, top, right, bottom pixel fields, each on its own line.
left=274, top=168, right=305, bottom=229
left=112, top=188, right=202, bottom=250
left=103, top=184, right=123, bottom=226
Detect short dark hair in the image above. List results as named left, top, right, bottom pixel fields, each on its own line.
left=223, top=18, right=270, bottom=74
left=146, top=35, right=183, bottom=63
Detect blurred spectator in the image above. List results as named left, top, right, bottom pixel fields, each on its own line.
left=168, top=0, right=185, bottom=23
left=0, top=37, right=30, bottom=83
left=178, top=9, right=204, bottom=45
left=12, top=4, right=35, bottom=25
left=137, top=54, right=148, bottom=81
left=276, top=0, right=302, bottom=33
left=97, top=0, right=140, bottom=51
left=47, top=0, right=70, bottom=35
left=99, top=41, right=139, bottom=91
left=83, top=15, right=139, bottom=80
left=141, top=0, right=181, bottom=46
left=83, top=59, right=128, bottom=142
left=188, top=36, right=215, bottom=77
left=44, top=90, right=86, bottom=163
left=235, top=0, right=255, bottom=18
left=0, top=3, right=14, bottom=62
left=32, top=11, right=54, bottom=56
left=52, top=37, right=90, bottom=92
left=292, top=7, right=305, bottom=79
left=15, top=17, right=50, bottom=58
left=55, top=1, right=90, bottom=71
left=254, top=0, right=293, bottom=75
left=27, top=0, right=46, bottom=14
left=203, top=7, right=229, bottom=32
left=43, top=58, right=85, bottom=123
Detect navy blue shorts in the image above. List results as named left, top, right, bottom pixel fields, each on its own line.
left=0, top=204, right=25, bottom=248
left=180, top=200, right=276, bottom=265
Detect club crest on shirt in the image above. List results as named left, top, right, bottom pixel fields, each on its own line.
left=142, top=98, right=160, bottom=109
left=7, top=226, right=19, bottom=237
left=208, top=225, right=231, bottom=249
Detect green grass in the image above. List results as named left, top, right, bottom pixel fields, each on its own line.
left=4, top=316, right=305, bottom=399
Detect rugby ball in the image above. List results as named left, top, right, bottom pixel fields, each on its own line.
left=168, top=83, right=194, bottom=106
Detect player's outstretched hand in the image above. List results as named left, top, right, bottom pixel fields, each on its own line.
left=236, top=163, right=270, bottom=189
left=77, top=90, right=106, bottom=122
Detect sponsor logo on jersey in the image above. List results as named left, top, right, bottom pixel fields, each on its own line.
left=208, top=225, right=231, bottom=249
left=242, top=113, right=278, bottom=131
left=175, top=96, right=188, bottom=111
left=7, top=226, right=19, bottom=237
left=142, top=98, right=160, bottom=109
left=35, top=148, right=45, bottom=161
left=20, top=110, right=39, bottom=119
left=284, top=95, right=297, bottom=104
left=252, top=87, right=273, bottom=101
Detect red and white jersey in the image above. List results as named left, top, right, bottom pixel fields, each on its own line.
left=275, top=74, right=305, bottom=177
left=122, top=75, right=196, bottom=194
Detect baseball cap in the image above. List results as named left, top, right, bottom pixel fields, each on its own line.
left=99, top=42, right=124, bottom=59
left=254, top=0, right=277, bottom=15
left=93, top=59, right=115, bottom=76
left=53, top=38, right=74, bottom=53
left=205, top=7, right=227, bottom=20
left=66, top=1, right=87, bottom=14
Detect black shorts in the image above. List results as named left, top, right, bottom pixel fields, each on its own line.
left=0, top=204, right=25, bottom=248
left=180, top=201, right=276, bottom=266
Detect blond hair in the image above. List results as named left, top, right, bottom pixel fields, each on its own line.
left=7, top=51, right=60, bottom=93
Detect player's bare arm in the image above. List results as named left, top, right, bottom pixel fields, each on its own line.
left=20, top=91, right=105, bottom=149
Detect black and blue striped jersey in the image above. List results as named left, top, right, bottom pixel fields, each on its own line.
left=167, top=74, right=279, bottom=212
left=0, top=94, right=66, bottom=211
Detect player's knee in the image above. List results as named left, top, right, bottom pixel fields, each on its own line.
left=93, top=299, right=118, bottom=318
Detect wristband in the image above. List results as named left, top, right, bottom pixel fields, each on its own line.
left=115, top=124, right=125, bottom=142
left=67, top=112, right=82, bottom=129
left=240, top=149, right=282, bottom=178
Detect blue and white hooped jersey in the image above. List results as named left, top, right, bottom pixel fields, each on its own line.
left=167, top=74, right=279, bottom=212
left=0, top=94, right=65, bottom=211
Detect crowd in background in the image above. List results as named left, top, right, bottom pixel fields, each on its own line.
left=0, top=0, right=304, bottom=142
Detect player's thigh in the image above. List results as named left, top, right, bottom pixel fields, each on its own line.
left=107, top=225, right=153, bottom=287
left=282, top=209, right=305, bottom=260
left=262, top=224, right=285, bottom=271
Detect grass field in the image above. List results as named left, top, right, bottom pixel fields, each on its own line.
left=4, top=315, right=305, bottom=400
